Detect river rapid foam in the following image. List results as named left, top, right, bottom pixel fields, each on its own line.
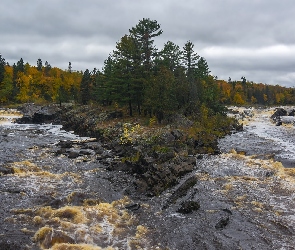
left=0, top=107, right=295, bottom=249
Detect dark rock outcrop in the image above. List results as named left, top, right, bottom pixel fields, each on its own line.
left=271, top=108, right=287, bottom=120
left=16, top=103, right=60, bottom=124
left=177, top=200, right=200, bottom=214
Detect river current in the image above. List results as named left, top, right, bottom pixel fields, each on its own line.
left=0, top=107, right=295, bottom=249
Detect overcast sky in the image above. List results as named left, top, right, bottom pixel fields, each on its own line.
left=1, top=0, right=295, bottom=87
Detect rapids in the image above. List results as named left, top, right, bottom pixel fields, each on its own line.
left=0, top=107, right=295, bottom=249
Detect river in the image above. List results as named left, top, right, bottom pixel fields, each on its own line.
left=0, top=107, right=294, bottom=249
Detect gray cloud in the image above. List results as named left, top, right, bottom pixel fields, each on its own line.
left=1, top=0, right=295, bottom=86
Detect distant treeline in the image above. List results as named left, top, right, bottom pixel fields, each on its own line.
left=1, top=18, right=295, bottom=120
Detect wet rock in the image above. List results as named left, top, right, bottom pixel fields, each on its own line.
left=32, top=106, right=59, bottom=123
left=276, top=118, right=282, bottom=126
left=177, top=200, right=200, bottom=214
left=16, top=104, right=60, bottom=124
left=79, top=149, right=94, bottom=155
left=41, top=230, right=75, bottom=249
left=81, top=142, right=103, bottom=150
left=67, top=150, right=80, bottom=159
left=46, top=198, right=64, bottom=209
left=0, top=241, right=24, bottom=250
left=0, top=166, right=14, bottom=175
left=57, top=140, right=73, bottom=148
left=170, top=162, right=194, bottom=176
left=265, top=171, right=275, bottom=178
left=271, top=108, right=287, bottom=119
left=67, top=192, right=100, bottom=206
left=55, top=148, right=67, bottom=155
left=125, top=203, right=141, bottom=211
left=215, top=216, right=230, bottom=230
left=163, top=176, right=198, bottom=209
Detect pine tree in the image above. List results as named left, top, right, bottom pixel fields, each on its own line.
left=44, top=61, right=51, bottom=76
left=0, top=54, right=5, bottom=84
left=182, top=41, right=200, bottom=103
left=68, top=62, right=72, bottom=73
left=80, top=69, right=91, bottom=104
left=129, top=18, right=163, bottom=72
left=157, top=41, right=182, bottom=72
left=16, top=58, right=25, bottom=73
left=37, top=58, right=42, bottom=71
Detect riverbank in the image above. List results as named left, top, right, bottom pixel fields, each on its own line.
left=16, top=103, right=240, bottom=196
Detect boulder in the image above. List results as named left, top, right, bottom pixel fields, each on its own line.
left=68, top=150, right=80, bottom=159
left=271, top=108, right=287, bottom=119
left=177, top=200, right=200, bottom=214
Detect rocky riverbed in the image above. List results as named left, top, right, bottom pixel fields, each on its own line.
left=0, top=105, right=295, bottom=249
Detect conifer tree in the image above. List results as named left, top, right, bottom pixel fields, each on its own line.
left=37, top=58, right=42, bottom=71
left=182, top=41, right=200, bottom=103
left=80, top=69, right=91, bottom=104
left=0, top=54, right=5, bottom=84
left=129, top=18, right=162, bottom=72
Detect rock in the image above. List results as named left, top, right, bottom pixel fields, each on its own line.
left=46, top=198, right=64, bottom=209
left=171, top=163, right=194, bottom=176
left=55, top=148, right=67, bottom=155
left=171, top=129, right=183, bottom=140
left=159, top=132, right=176, bottom=145
left=177, top=200, right=200, bottom=214
left=215, top=216, right=230, bottom=230
left=0, top=166, right=14, bottom=175
left=68, top=150, right=80, bottom=159
left=16, top=104, right=60, bottom=124
left=57, top=140, right=73, bottom=148
left=41, top=229, right=75, bottom=249
left=67, top=192, right=98, bottom=206
left=32, top=106, right=59, bottom=123
left=156, top=151, right=175, bottom=163
left=271, top=108, right=287, bottom=119
left=79, top=149, right=94, bottom=155
left=163, top=176, right=198, bottom=209
left=125, top=203, right=141, bottom=211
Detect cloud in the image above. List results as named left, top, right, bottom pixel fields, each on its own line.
left=1, top=0, right=295, bottom=86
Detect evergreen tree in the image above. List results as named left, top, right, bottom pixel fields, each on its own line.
left=112, top=34, right=143, bottom=116
left=80, top=69, right=91, bottom=104
left=37, top=58, right=42, bottom=71
left=0, top=54, right=5, bottom=84
left=68, top=62, right=72, bottom=73
left=144, top=66, right=177, bottom=122
left=129, top=18, right=163, bottom=72
left=195, top=57, right=210, bottom=80
left=182, top=41, right=199, bottom=102
left=157, top=41, right=182, bottom=72
left=44, top=61, right=51, bottom=76
left=16, top=58, right=25, bottom=73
